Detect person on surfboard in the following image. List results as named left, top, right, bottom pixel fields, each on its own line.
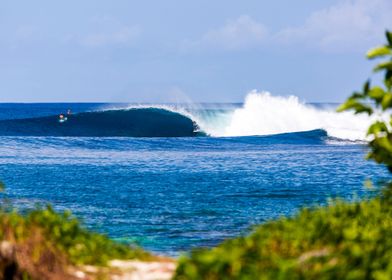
left=59, top=114, right=67, bottom=123
left=59, top=108, right=72, bottom=123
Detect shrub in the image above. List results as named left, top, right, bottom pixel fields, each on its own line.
left=174, top=193, right=392, bottom=280
left=0, top=203, right=154, bottom=279
left=0, top=205, right=152, bottom=266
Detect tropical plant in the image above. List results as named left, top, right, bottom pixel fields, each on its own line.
left=0, top=181, right=154, bottom=278
left=338, top=30, right=392, bottom=171
left=174, top=195, right=392, bottom=280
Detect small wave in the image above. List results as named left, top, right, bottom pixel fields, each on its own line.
left=0, top=108, right=201, bottom=137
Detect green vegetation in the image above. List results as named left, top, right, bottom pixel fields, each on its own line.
left=0, top=206, right=152, bottom=265
left=0, top=189, right=153, bottom=279
left=175, top=193, right=392, bottom=280
left=174, top=31, right=392, bottom=280
left=338, top=30, right=392, bottom=170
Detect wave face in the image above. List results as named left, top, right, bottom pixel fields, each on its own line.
left=0, top=91, right=375, bottom=140
left=0, top=108, right=199, bottom=137
left=199, top=91, right=373, bottom=141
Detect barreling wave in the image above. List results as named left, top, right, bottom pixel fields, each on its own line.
left=201, top=91, right=374, bottom=141
left=0, top=91, right=377, bottom=140
left=0, top=108, right=201, bottom=137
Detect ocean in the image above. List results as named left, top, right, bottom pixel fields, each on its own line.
left=0, top=92, right=387, bottom=255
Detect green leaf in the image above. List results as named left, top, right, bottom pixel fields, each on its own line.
left=367, top=46, right=392, bottom=59
left=350, top=91, right=365, bottom=99
left=367, top=121, right=388, bottom=136
left=337, top=98, right=373, bottom=115
left=372, top=136, right=392, bottom=153
left=382, top=93, right=392, bottom=110
left=336, top=100, right=354, bottom=112
left=374, top=61, right=392, bottom=72
left=386, top=30, right=392, bottom=47
left=368, top=86, right=386, bottom=102
left=386, top=70, right=392, bottom=90
left=363, top=80, right=370, bottom=94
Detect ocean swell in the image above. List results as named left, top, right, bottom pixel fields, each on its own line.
left=0, top=91, right=376, bottom=140
left=0, top=108, right=199, bottom=137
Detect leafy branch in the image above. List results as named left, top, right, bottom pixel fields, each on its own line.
left=338, top=30, right=392, bottom=171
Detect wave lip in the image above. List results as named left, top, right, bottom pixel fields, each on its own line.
left=215, top=91, right=371, bottom=141
left=0, top=108, right=200, bottom=137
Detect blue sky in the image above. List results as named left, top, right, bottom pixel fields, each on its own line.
left=0, top=0, right=391, bottom=102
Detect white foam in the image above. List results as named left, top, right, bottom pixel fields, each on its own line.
left=206, top=90, right=374, bottom=141
left=99, top=91, right=380, bottom=141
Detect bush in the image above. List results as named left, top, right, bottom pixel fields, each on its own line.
left=0, top=204, right=154, bottom=279
left=174, top=192, right=392, bottom=280
left=0, top=205, right=152, bottom=266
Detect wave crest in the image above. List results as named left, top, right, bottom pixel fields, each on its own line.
left=205, top=91, right=371, bottom=141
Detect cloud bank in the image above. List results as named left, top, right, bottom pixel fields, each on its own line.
left=183, top=0, right=392, bottom=53
left=276, top=0, right=392, bottom=52
left=181, top=15, right=268, bottom=51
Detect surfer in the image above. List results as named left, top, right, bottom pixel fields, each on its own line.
left=59, top=114, right=67, bottom=123
left=58, top=109, right=72, bottom=123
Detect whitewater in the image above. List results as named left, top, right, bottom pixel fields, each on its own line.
left=201, top=91, right=372, bottom=141
left=123, top=90, right=372, bottom=141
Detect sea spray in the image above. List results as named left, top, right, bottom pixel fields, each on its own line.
left=212, top=91, right=373, bottom=140
left=0, top=92, right=379, bottom=140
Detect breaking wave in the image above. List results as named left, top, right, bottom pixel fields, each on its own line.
left=0, top=91, right=375, bottom=140
left=0, top=108, right=200, bottom=137
left=197, top=91, right=373, bottom=141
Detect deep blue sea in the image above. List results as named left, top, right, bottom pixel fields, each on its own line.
left=0, top=95, right=387, bottom=255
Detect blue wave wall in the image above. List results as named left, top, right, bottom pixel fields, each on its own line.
left=0, top=108, right=199, bottom=137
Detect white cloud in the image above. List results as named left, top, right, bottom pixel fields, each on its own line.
left=80, top=25, right=141, bottom=47
left=182, top=1, right=391, bottom=53
left=66, top=16, right=141, bottom=47
left=182, top=15, right=268, bottom=51
left=275, top=0, right=392, bottom=52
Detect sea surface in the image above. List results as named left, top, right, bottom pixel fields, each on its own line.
left=0, top=92, right=387, bottom=255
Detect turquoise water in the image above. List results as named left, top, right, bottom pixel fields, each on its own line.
left=0, top=102, right=386, bottom=255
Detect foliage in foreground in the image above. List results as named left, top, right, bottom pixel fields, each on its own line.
left=4, top=206, right=152, bottom=265
left=175, top=30, right=392, bottom=280
left=0, top=204, right=153, bottom=279
left=174, top=191, right=392, bottom=280
left=338, top=30, right=392, bottom=170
